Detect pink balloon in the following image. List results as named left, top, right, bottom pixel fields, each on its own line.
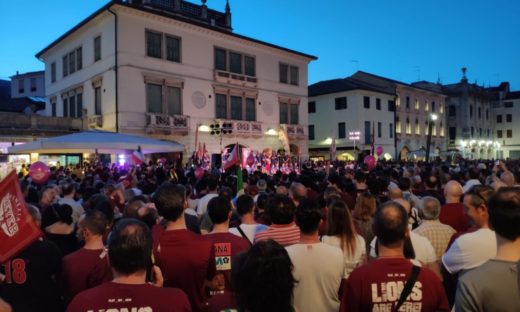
left=195, top=167, right=204, bottom=180
left=376, top=146, right=384, bottom=156
left=29, top=161, right=51, bottom=184
left=363, top=155, right=377, bottom=171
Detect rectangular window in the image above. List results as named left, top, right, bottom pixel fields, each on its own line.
left=497, top=115, right=503, bottom=123
left=449, top=105, right=456, bottom=117
left=165, top=35, right=181, bottom=62
left=167, top=86, right=181, bottom=115
left=497, top=130, right=503, bottom=138
left=230, top=96, right=243, bottom=120
left=69, top=50, right=76, bottom=74
left=146, top=83, right=163, bottom=113
left=69, top=95, right=76, bottom=118
left=30, top=78, right=36, bottom=92
left=94, top=36, right=101, bottom=62
left=388, top=100, right=395, bottom=111
left=244, top=56, right=255, bottom=76
left=76, top=47, right=82, bottom=70
left=449, top=127, right=456, bottom=143
left=245, top=98, right=256, bottom=121
left=338, top=122, right=346, bottom=139
left=504, top=101, right=513, bottom=108
left=289, top=66, right=299, bottom=85
left=215, top=48, right=227, bottom=71
left=507, top=130, right=512, bottom=138
left=376, top=98, right=381, bottom=110
left=364, top=121, right=371, bottom=144
left=63, top=55, right=68, bottom=77
left=506, top=114, right=512, bottom=122
left=289, top=104, right=299, bottom=125
left=389, top=123, right=393, bottom=138
left=432, top=101, right=436, bottom=113
left=378, top=122, right=382, bottom=138
left=335, top=97, right=347, bottom=110
left=406, top=96, right=410, bottom=109
left=51, top=62, right=56, bottom=83
left=63, top=97, right=68, bottom=117
left=51, top=101, right=57, bottom=117
left=279, top=102, right=288, bottom=124
left=76, top=93, right=83, bottom=117
left=18, top=79, right=24, bottom=93
left=308, top=101, right=316, bottom=113
left=279, top=63, right=288, bottom=84
left=363, top=96, right=370, bottom=109
left=146, top=30, right=162, bottom=58
left=216, top=94, right=227, bottom=119
left=415, top=99, right=419, bottom=111
left=229, top=52, right=242, bottom=74
left=94, top=87, right=102, bottom=115
left=309, top=125, right=315, bottom=140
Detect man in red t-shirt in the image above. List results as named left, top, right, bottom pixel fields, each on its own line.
left=62, top=209, right=112, bottom=303
left=340, top=201, right=449, bottom=312
left=440, top=181, right=469, bottom=232
left=153, top=183, right=215, bottom=312
left=67, top=219, right=191, bottom=312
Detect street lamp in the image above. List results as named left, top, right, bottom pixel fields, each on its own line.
left=425, top=113, right=438, bottom=163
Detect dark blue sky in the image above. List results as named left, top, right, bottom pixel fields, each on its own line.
left=1, top=0, right=519, bottom=89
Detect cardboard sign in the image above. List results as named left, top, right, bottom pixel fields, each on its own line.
left=0, top=171, right=42, bottom=263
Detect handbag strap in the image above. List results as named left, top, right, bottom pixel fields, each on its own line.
left=236, top=225, right=253, bottom=246
left=393, top=265, right=421, bottom=312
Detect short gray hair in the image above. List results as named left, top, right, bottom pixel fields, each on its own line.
left=420, top=196, right=441, bottom=220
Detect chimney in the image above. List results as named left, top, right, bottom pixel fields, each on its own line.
left=201, top=0, right=207, bottom=19
left=461, top=67, right=468, bottom=83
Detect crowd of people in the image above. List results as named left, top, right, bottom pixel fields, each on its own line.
left=1, top=157, right=520, bottom=312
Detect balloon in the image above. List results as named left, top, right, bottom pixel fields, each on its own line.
left=195, top=167, right=204, bottom=180
left=376, top=146, right=384, bottom=156
left=29, top=161, right=51, bottom=184
left=363, top=155, right=377, bottom=171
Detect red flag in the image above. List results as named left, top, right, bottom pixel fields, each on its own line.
left=223, top=144, right=239, bottom=170
left=131, top=150, right=144, bottom=165
left=0, top=171, right=42, bottom=263
left=203, top=143, right=208, bottom=158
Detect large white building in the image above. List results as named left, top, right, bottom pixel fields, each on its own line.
left=36, top=0, right=316, bottom=163
left=308, top=76, right=396, bottom=161
left=494, top=91, right=520, bottom=159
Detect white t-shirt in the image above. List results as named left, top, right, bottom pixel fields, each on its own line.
left=370, top=232, right=437, bottom=264
left=442, top=227, right=497, bottom=274
left=229, top=223, right=268, bottom=243
left=196, top=193, right=218, bottom=216
left=286, top=243, right=343, bottom=312
left=321, top=234, right=366, bottom=279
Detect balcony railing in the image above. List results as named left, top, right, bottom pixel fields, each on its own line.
left=146, top=113, right=190, bottom=135
left=233, top=120, right=263, bottom=137
left=0, top=112, right=82, bottom=133
left=284, top=124, right=306, bottom=140
left=214, top=70, right=257, bottom=88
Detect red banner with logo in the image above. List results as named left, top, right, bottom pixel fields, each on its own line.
left=0, top=171, right=42, bottom=263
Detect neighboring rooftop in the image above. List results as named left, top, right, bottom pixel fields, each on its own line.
left=10, top=70, right=45, bottom=79
left=308, top=77, right=395, bottom=97
left=504, top=91, right=520, bottom=100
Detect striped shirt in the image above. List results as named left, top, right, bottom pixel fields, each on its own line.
left=254, top=223, right=301, bottom=247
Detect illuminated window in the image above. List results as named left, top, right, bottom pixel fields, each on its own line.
left=406, top=118, right=411, bottom=135
left=415, top=118, right=420, bottom=135
left=415, top=99, right=419, bottom=111
left=425, top=101, right=429, bottom=112
left=396, top=117, right=401, bottom=134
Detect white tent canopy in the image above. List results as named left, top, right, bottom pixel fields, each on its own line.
left=8, top=130, right=184, bottom=154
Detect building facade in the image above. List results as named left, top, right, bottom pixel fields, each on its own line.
left=493, top=91, right=520, bottom=159
left=37, top=0, right=316, bottom=162
left=308, top=77, right=396, bottom=161
left=442, top=68, right=504, bottom=159
left=10, top=71, right=45, bottom=99
left=350, top=71, right=447, bottom=160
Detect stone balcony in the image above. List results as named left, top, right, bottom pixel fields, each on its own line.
left=146, top=113, right=190, bottom=135
left=214, top=70, right=258, bottom=88
left=284, top=124, right=306, bottom=140
left=231, top=120, right=263, bottom=137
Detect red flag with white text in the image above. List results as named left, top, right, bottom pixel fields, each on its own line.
left=0, top=171, right=42, bottom=262
left=223, top=144, right=239, bottom=170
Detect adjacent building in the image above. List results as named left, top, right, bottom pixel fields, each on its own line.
left=308, top=76, right=396, bottom=161
left=10, top=71, right=45, bottom=99
left=35, top=0, right=316, bottom=163
left=493, top=91, right=520, bottom=159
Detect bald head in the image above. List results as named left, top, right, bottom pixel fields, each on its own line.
left=389, top=187, right=403, bottom=200
left=393, top=198, right=411, bottom=215
left=373, top=201, right=408, bottom=247
left=500, top=171, right=515, bottom=187
left=444, top=180, right=463, bottom=203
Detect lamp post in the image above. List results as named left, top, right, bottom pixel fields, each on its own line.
left=425, top=113, right=438, bottom=163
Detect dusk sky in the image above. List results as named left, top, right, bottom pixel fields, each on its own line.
left=1, top=0, right=519, bottom=89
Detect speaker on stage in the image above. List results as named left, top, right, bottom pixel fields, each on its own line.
left=211, top=153, right=222, bottom=168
